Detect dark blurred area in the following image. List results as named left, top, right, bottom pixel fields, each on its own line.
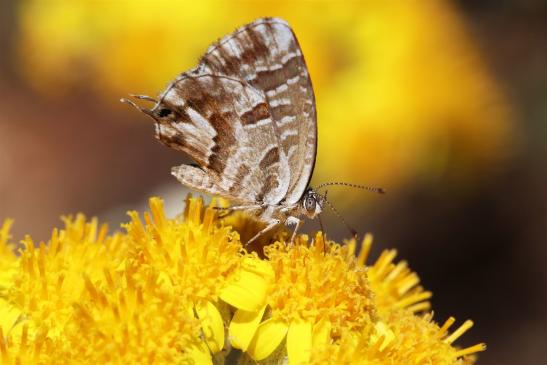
left=0, top=1, right=546, bottom=364
left=369, top=2, right=547, bottom=364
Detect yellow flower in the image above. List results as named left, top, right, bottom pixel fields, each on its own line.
left=230, top=234, right=484, bottom=365
left=230, top=233, right=375, bottom=364
left=312, top=235, right=486, bottom=365
left=311, top=310, right=485, bottom=365
left=7, top=215, right=120, bottom=341
left=123, top=196, right=272, bottom=354
left=0, top=219, right=21, bottom=338
left=0, top=196, right=271, bottom=364
left=357, top=233, right=432, bottom=314
left=0, top=196, right=484, bottom=364
left=0, top=219, right=18, bottom=291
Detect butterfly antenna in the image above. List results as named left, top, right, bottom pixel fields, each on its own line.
left=323, top=196, right=358, bottom=239
left=129, top=94, right=158, bottom=103
left=120, top=95, right=157, bottom=118
left=316, top=182, right=386, bottom=194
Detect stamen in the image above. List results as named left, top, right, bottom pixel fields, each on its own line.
left=397, top=273, right=419, bottom=295
left=371, top=249, right=397, bottom=279
left=357, top=233, right=373, bottom=266
left=318, top=213, right=327, bottom=254
left=385, top=261, right=407, bottom=282
left=395, top=291, right=432, bottom=308
left=444, top=320, right=473, bottom=344
left=406, top=301, right=431, bottom=313
left=454, top=343, right=487, bottom=357
left=437, top=317, right=456, bottom=338
left=20, top=323, right=29, bottom=352
left=0, top=327, right=7, bottom=362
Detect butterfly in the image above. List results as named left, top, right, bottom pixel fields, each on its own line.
left=122, top=17, right=383, bottom=244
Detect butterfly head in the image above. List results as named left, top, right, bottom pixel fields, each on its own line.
left=301, top=188, right=324, bottom=219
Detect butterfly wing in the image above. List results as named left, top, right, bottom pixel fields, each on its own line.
left=200, top=17, right=317, bottom=204
left=154, top=72, right=290, bottom=205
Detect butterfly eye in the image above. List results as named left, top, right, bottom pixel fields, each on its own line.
left=158, top=108, right=172, bottom=118
left=304, top=196, right=316, bottom=212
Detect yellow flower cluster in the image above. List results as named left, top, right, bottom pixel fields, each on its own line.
left=0, top=196, right=484, bottom=364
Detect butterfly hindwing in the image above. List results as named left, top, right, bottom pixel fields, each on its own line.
left=154, top=71, right=290, bottom=205
left=200, top=17, right=317, bottom=204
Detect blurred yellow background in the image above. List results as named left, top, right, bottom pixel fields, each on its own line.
left=1, top=1, right=546, bottom=365
left=15, top=0, right=513, bottom=192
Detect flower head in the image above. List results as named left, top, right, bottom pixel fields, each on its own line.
left=307, top=235, right=485, bottom=365
left=122, top=196, right=272, bottom=354
left=125, top=196, right=270, bottom=308
left=230, top=234, right=485, bottom=365
left=230, top=233, right=376, bottom=363
left=311, top=310, right=485, bottom=365
left=0, top=196, right=485, bottom=364
left=0, top=196, right=271, bottom=364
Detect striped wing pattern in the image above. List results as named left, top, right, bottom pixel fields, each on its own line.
left=151, top=17, right=316, bottom=207
left=200, top=18, right=317, bottom=204
left=157, top=73, right=290, bottom=205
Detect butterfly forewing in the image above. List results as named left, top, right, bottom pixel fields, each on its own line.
left=200, top=18, right=317, bottom=204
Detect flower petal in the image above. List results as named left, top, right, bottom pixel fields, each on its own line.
left=220, top=257, right=272, bottom=311
left=287, top=319, right=312, bottom=365
left=247, top=318, right=288, bottom=361
left=185, top=340, right=213, bottom=365
left=0, top=300, right=22, bottom=333
left=229, top=305, right=266, bottom=351
left=312, top=318, right=331, bottom=348
left=195, top=300, right=224, bottom=353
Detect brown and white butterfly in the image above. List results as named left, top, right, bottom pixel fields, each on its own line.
left=123, top=17, right=382, bottom=244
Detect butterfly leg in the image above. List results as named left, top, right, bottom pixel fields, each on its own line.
left=285, top=216, right=302, bottom=246
left=214, top=204, right=263, bottom=212
left=213, top=204, right=265, bottom=219
left=245, top=218, right=280, bottom=246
